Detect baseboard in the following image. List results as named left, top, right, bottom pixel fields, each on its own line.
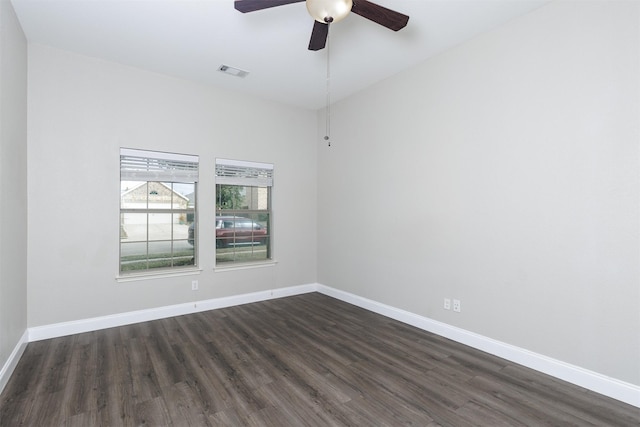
left=316, top=284, right=640, bottom=408
left=28, top=283, right=316, bottom=342
left=23, top=282, right=639, bottom=408
left=0, top=329, right=29, bottom=394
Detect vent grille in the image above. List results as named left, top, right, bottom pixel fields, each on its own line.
left=218, top=64, right=249, bottom=78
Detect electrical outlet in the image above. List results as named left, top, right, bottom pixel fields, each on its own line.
left=453, top=299, right=461, bottom=313
left=444, top=298, right=451, bottom=310
left=191, top=280, right=198, bottom=291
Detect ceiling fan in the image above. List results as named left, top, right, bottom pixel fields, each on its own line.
left=234, top=0, right=409, bottom=51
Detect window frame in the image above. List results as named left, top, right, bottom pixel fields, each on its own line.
left=215, top=158, right=274, bottom=268
left=119, top=148, right=199, bottom=277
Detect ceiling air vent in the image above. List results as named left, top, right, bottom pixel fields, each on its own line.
left=218, top=64, right=249, bottom=78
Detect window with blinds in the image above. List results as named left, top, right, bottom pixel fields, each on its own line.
left=120, top=148, right=198, bottom=274
left=215, top=158, right=273, bottom=265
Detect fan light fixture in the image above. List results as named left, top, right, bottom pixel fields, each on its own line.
left=306, top=0, right=353, bottom=23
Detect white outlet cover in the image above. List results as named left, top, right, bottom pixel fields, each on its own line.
left=444, top=298, right=451, bottom=310
left=453, top=299, right=461, bottom=312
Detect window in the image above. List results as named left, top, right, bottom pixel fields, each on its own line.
left=215, top=158, right=273, bottom=265
left=120, top=148, right=198, bottom=274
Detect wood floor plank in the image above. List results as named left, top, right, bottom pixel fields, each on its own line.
left=491, top=364, right=640, bottom=426
left=169, top=326, right=235, bottom=414
left=423, top=367, right=558, bottom=426
left=39, top=336, right=75, bottom=397
left=467, top=374, right=603, bottom=426
left=455, top=400, right=529, bottom=427
left=60, top=340, right=98, bottom=418
left=66, top=408, right=99, bottom=427
left=134, top=395, right=172, bottom=426
left=161, top=381, right=213, bottom=427
left=127, top=336, right=163, bottom=404
left=255, top=376, right=346, bottom=426
left=96, top=380, right=137, bottom=427
left=1, top=293, right=638, bottom=426
left=145, top=325, right=188, bottom=389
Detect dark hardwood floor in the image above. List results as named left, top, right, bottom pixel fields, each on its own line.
left=1, top=293, right=638, bottom=426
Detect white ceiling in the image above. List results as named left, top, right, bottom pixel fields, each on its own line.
left=10, top=0, right=549, bottom=110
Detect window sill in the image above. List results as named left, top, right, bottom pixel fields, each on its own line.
left=116, top=268, right=202, bottom=283
left=214, top=260, right=278, bottom=272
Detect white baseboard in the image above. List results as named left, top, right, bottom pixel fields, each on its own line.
left=20, top=282, right=639, bottom=408
left=28, top=283, right=316, bottom=342
left=316, top=284, right=640, bottom=409
left=0, top=329, right=29, bottom=395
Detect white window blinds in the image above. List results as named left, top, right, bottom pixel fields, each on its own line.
left=215, top=158, right=274, bottom=187
left=120, top=148, right=199, bottom=183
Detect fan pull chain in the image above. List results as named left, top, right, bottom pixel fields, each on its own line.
left=324, top=25, right=331, bottom=147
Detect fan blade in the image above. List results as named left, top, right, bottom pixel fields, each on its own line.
left=308, top=21, right=329, bottom=51
left=351, top=0, right=409, bottom=31
left=234, top=0, right=304, bottom=13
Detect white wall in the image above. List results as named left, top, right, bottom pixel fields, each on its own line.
left=318, top=0, right=640, bottom=386
left=27, top=44, right=317, bottom=327
left=0, top=0, right=27, bottom=377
